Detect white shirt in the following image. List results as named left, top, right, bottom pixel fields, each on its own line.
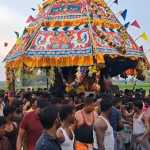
left=133, top=113, right=145, bottom=135
left=58, top=127, right=74, bottom=150
left=93, top=116, right=114, bottom=150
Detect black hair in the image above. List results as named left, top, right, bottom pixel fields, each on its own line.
left=41, top=92, right=49, bottom=98
left=134, top=100, right=143, bottom=110
left=59, top=105, right=74, bottom=122
left=84, top=96, right=95, bottom=106
left=112, top=96, right=121, bottom=106
left=30, top=97, right=37, bottom=105
left=100, top=96, right=112, bottom=112
left=4, top=106, right=16, bottom=117
left=16, top=107, right=22, bottom=114
left=88, top=93, right=97, bottom=102
left=23, top=92, right=32, bottom=100
left=39, top=106, right=59, bottom=129
left=0, top=116, right=6, bottom=127
left=50, top=97, right=62, bottom=105
left=37, top=99, right=50, bottom=109
left=143, top=97, right=150, bottom=105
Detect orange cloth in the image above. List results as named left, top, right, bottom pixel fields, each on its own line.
left=75, top=110, right=97, bottom=126
left=75, top=142, right=88, bottom=150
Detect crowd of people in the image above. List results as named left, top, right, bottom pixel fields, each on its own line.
left=0, top=88, right=150, bottom=150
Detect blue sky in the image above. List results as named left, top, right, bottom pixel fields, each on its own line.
left=0, top=0, right=150, bottom=81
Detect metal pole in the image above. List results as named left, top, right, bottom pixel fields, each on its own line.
left=46, top=68, right=49, bottom=90
left=12, top=70, right=16, bottom=94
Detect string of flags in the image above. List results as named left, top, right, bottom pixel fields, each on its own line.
left=14, top=31, right=23, bottom=46
left=124, top=20, right=141, bottom=29
left=0, top=42, right=9, bottom=48
left=31, top=8, right=36, bottom=11
left=135, top=32, right=149, bottom=41
left=124, top=22, right=130, bottom=29
left=107, top=0, right=149, bottom=51
left=131, top=20, right=141, bottom=29
left=108, top=0, right=119, bottom=5
left=139, top=45, right=144, bottom=51
left=26, top=15, right=36, bottom=23
left=4, top=42, right=8, bottom=47
left=113, top=0, right=118, bottom=5
left=9, top=0, right=149, bottom=52
left=121, top=9, right=127, bottom=21
left=14, top=31, right=19, bottom=38
left=139, top=32, right=149, bottom=41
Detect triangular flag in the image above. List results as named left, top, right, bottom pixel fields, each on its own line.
left=131, top=20, right=141, bottom=29
left=140, top=32, right=149, bottom=41
left=121, top=9, right=128, bottom=21
left=114, top=0, right=118, bottom=4
left=16, top=38, right=23, bottom=46
left=124, top=22, right=130, bottom=29
left=139, top=45, right=144, bottom=51
left=4, top=42, right=8, bottom=47
left=26, top=15, right=36, bottom=23
left=23, top=28, right=28, bottom=35
left=14, top=31, right=19, bottom=38
left=31, top=8, right=36, bottom=11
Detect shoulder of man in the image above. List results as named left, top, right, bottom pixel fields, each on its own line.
left=94, top=117, right=107, bottom=130
left=75, top=110, right=82, bottom=118
left=36, top=135, right=60, bottom=150
left=20, top=111, right=35, bottom=128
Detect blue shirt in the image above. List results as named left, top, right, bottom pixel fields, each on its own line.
left=35, top=131, right=61, bottom=150
left=109, top=107, right=121, bottom=137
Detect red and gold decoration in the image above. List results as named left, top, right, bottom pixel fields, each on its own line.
left=4, top=0, right=149, bottom=91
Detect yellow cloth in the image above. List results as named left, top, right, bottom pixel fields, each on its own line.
left=65, top=85, right=73, bottom=93
left=76, top=85, right=85, bottom=94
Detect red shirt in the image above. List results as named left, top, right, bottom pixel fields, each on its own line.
left=20, top=111, right=43, bottom=150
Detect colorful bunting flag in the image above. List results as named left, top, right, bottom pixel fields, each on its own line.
left=131, top=20, right=141, bottom=29
left=4, top=42, right=8, bottom=47
left=124, top=22, right=130, bottom=29
left=16, top=38, right=23, bottom=46
left=14, top=31, right=19, bottom=38
left=26, top=15, right=36, bottom=23
left=121, top=9, right=128, bottom=21
left=31, top=8, right=36, bottom=11
left=114, top=0, right=118, bottom=4
left=139, top=45, right=144, bottom=51
left=140, top=32, right=149, bottom=41
left=23, top=28, right=28, bottom=35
